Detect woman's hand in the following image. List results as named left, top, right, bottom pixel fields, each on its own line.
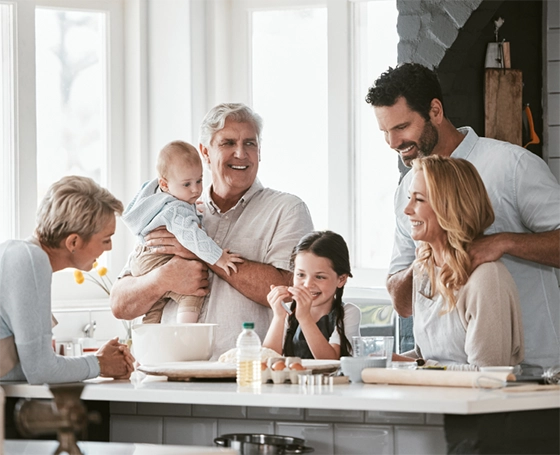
left=144, top=227, right=198, bottom=260
left=267, top=285, right=293, bottom=318
left=96, top=337, right=135, bottom=379
left=392, top=352, right=417, bottom=362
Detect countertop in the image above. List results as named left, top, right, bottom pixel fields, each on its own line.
left=2, top=374, right=559, bottom=415
left=3, top=439, right=236, bottom=454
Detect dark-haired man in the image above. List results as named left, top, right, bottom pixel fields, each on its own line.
left=366, top=63, right=560, bottom=371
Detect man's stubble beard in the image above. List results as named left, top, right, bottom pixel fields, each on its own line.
left=401, top=120, right=439, bottom=168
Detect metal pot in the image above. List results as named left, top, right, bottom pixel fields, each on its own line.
left=214, top=434, right=314, bottom=454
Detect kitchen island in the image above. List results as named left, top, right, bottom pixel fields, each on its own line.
left=3, top=440, right=237, bottom=455
left=3, top=376, right=559, bottom=454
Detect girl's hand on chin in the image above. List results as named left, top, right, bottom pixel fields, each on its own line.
left=288, top=286, right=313, bottom=319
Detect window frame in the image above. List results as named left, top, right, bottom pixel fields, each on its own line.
left=204, top=0, right=395, bottom=288
left=210, top=0, right=352, bottom=245
left=1, top=2, right=16, bottom=242
left=4, top=0, right=126, bottom=305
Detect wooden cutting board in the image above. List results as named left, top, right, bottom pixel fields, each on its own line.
left=484, top=68, right=522, bottom=146
left=138, top=360, right=340, bottom=381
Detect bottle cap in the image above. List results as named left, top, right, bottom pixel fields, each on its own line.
left=242, top=322, right=254, bottom=329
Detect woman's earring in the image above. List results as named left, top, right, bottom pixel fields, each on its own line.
left=71, top=250, right=75, bottom=254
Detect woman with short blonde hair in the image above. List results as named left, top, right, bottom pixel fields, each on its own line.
left=0, top=176, right=133, bottom=384
left=398, top=156, right=524, bottom=370
left=35, top=175, right=124, bottom=248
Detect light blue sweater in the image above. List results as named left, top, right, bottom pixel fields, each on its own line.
left=122, top=179, right=222, bottom=265
left=0, top=239, right=99, bottom=384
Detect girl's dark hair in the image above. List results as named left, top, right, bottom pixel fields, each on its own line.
left=284, top=230, right=353, bottom=357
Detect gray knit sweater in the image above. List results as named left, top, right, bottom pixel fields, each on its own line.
left=0, top=239, right=99, bottom=384
left=122, top=179, right=222, bottom=265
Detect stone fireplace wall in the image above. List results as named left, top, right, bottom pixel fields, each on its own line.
left=395, top=0, right=544, bottom=159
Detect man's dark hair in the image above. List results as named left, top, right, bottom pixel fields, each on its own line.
left=365, top=63, right=446, bottom=121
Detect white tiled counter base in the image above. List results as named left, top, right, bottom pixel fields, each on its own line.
left=5, top=380, right=557, bottom=454
left=109, top=402, right=446, bottom=455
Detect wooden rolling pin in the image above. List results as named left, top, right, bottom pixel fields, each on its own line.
left=361, top=368, right=515, bottom=388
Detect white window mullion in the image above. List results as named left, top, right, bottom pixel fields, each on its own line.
left=105, top=0, right=128, bottom=275
left=122, top=0, right=149, bottom=204
left=14, top=0, right=38, bottom=240
left=189, top=0, right=209, bottom=142
left=1, top=2, right=17, bottom=242
left=207, top=0, right=236, bottom=105
left=326, top=0, right=352, bottom=241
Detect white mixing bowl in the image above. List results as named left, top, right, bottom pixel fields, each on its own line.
left=340, top=355, right=387, bottom=383
left=132, top=323, right=217, bottom=365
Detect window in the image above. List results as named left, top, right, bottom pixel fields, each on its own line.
left=210, top=0, right=399, bottom=286
left=252, top=7, right=329, bottom=228
left=3, top=0, right=124, bottom=304
left=35, top=8, right=108, bottom=199
left=353, top=1, right=400, bottom=269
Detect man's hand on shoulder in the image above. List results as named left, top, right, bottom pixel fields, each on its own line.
left=468, top=233, right=508, bottom=272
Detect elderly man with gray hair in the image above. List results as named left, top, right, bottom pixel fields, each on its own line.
left=111, top=103, right=314, bottom=358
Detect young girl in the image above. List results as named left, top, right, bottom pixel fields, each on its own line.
left=262, top=231, right=361, bottom=360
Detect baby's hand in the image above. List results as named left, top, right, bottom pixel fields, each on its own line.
left=196, top=200, right=205, bottom=214
left=216, top=249, right=244, bottom=276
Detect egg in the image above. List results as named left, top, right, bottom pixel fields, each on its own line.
left=261, top=361, right=268, bottom=371
left=272, top=360, right=286, bottom=371
left=289, top=362, right=305, bottom=371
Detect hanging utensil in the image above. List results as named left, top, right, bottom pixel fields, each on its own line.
left=522, top=103, right=540, bottom=148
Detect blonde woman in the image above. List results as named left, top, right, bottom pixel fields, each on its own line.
left=0, top=176, right=134, bottom=384
left=396, top=156, right=524, bottom=370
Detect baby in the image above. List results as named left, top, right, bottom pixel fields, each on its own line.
left=122, top=140, right=242, bottom=323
